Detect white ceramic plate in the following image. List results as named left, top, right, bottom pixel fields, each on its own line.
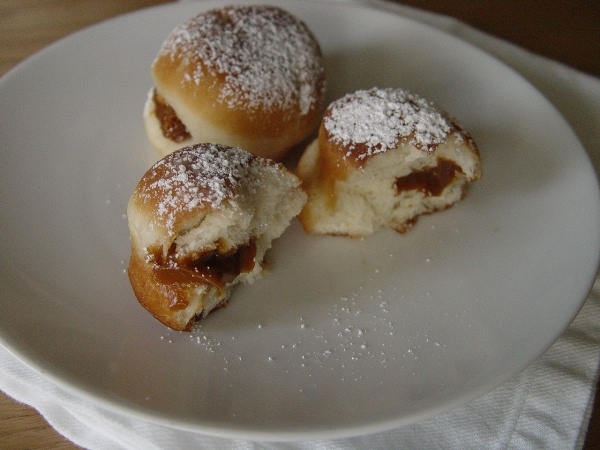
left=1, top=0, right=599, bottom=441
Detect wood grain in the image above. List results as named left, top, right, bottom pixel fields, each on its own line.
left=1, top=0, right=598, bottom=448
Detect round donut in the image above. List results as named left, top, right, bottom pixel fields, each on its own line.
left=144, top=5, right=326, bottom=160
left=296, top=87, right=482, bottom=237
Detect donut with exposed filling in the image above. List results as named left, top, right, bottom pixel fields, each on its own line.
left=127, top=143, right=307, bottom=331
left=144, top=5, right=326, bottom=160
left=296, top=87, right=482, bottom=237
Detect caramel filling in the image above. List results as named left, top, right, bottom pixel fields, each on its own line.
left=149, top=241, right=257, bottom=310
left=394, top=158, right=462, bottom=196
left=152, top=89, right=192, bottom=143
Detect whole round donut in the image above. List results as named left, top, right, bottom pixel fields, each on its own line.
left=144, top=5, right=326, bottom=160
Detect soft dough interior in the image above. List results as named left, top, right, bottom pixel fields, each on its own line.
left=298, top=132, right=480, bottom=237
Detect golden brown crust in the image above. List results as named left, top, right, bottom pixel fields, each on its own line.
left=128, top=248, right=216, bottom=331
left=149, top=5, right=326, bottom=160
left=152, top=64, right=322, bottom=146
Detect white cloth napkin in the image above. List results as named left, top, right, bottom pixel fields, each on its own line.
left=2, top=1, right=600, bottom=448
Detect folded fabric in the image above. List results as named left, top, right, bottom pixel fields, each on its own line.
left=1, top=1, right=599, bottom=449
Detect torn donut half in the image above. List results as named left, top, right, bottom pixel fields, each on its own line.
left=127, top=143, right=306, bottom=331
left=296, top=87, right=482, bottom=237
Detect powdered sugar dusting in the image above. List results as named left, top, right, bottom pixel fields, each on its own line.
left=323, top=88, right=451, bottom=160
left=159, top=5, right=324, bottom=115
left=136, top=143, right=277, bottom=236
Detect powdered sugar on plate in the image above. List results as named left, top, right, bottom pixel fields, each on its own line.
left=158, top=5, right=324, bottom=115
left=323, top=87, right=452, bottom=160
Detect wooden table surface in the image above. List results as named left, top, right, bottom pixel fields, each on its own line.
left=1, top=1, right=599, bottom=448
